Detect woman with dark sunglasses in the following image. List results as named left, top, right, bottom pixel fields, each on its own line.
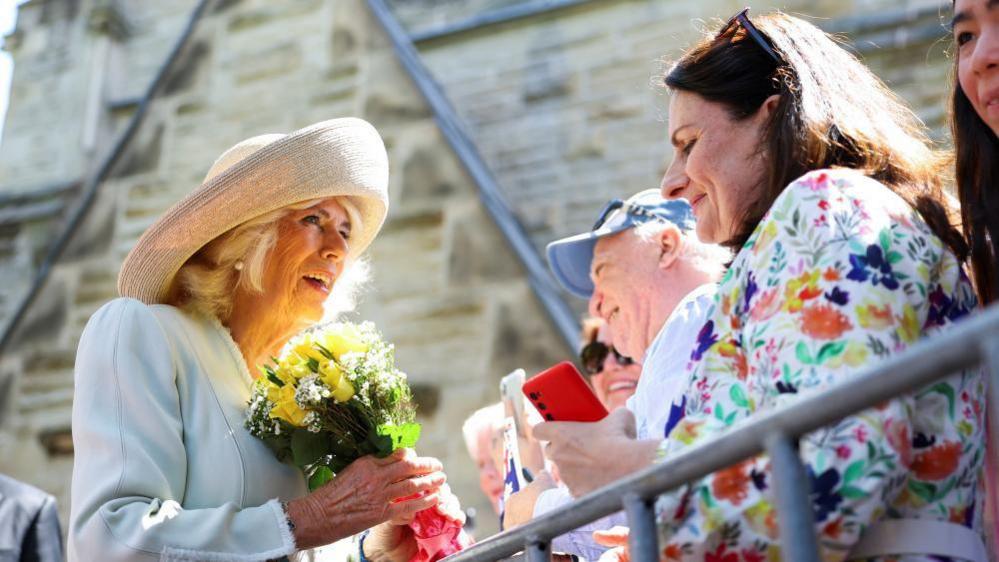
left=637, top=8, right=988, bottom=562
left=579, top=318, right=641, bottom=411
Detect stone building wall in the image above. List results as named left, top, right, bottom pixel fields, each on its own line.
left=0, top=0, right=957, bottom=539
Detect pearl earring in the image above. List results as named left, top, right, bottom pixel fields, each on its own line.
left=234, top=260, right=244, bottom=271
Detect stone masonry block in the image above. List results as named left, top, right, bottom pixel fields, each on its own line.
left=444, top=201, right=522, bottom=286
left=486, top=284, right=570, bottom=380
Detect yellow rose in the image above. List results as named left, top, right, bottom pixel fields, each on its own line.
left=319, top=361, right=343, bottom=388
left=268, top=384, right=308, bottom=426
left=290, top=335, right=328, bottom=364
left=280, top=354, right=313, bottom=380
left=332, top=378, right=355, bottom=402
left=320, top=325, right=369, bottom=358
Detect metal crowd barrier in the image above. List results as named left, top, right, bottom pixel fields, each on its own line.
left=445, top=305, right=999, bottom=562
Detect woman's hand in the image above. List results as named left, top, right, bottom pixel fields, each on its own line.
left=532, top=409, right=659, bottom=497
left=285, top=448, right=445, bottom=550
left=362, top=483, right=466, bottom=562
left=593, top=526, right=630, bottom=562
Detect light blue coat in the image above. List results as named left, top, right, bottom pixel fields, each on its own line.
left=69, top=298, right=306, bottom=561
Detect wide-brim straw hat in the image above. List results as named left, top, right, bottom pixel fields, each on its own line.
left=118, top=117, right=390, bottom=304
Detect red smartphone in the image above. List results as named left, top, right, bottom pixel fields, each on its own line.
left=522, top=361, right=609, bottom=422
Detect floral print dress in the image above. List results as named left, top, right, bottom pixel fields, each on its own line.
left=654, top=169, right=985, bottom=562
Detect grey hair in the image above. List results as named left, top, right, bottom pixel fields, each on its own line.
left=461, top=402, right=505, bottom=457
left=169, top=197, right=366, bottom=322
left=632, top=220, right=730, bottom=279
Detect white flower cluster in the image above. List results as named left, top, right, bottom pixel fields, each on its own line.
left=295, top=374, right=332, bottom=408
left=246, top=391, right=283, bottom=437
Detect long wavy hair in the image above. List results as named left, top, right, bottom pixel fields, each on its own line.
left=952, top=52, right=999, bottom=304
left=665, top=12, right=967, bottom=260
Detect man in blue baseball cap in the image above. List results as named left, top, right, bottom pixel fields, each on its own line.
left=546, top=188, right=697, bottom=300
left=546, top=189, right=722, bottom=366
left=503, top=189, right=727, bottom=559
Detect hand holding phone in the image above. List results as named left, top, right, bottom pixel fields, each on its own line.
left=522, top=361, right=609, bottom=423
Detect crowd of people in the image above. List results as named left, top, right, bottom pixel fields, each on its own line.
left=19, top=1, right=991, bottom=562
left=462, top=3, right=999, bottom=562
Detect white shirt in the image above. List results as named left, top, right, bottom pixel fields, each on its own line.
left=533, top=284, right=717, bottom=560
left=628, top=283, right=717, bottom=440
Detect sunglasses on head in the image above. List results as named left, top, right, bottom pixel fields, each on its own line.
left=717, top=7, right=781, bottom=64
left=579, top=340, right=636, bottom=376
left=591, top=198, right=663, bottom=231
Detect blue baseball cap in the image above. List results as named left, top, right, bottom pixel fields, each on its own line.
left=546, top=189, right=695, bottom=299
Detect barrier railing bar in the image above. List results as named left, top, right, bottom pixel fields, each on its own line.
left=765, top=433, right=821, bottom=562
left=623, top=493, right=658, bottom=562
left=524, top=537, right=550, bottom=562
left=446, top=305, right=999, bottom=561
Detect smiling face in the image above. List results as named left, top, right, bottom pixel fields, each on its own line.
left=660, top=91, right=770, bottom=244
left=588, top=324, right=641, bottom=411
left=233, top=198, right=352, bottom=330
left=954, top=0, right=999, bottom=135
left=588, top=230, right=663, bottom=360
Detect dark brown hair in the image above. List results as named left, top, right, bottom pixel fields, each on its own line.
left=665, top=12, right=967, bottom=259
left=952, top=55, right=999, bottom=304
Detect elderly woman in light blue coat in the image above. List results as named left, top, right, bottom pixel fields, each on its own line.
left=69, top=118, right=459, bottom=561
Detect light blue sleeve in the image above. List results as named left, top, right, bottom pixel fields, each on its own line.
left=68, top=298, right=296, bottom=561
left=533, top=486, right=625, bottom=561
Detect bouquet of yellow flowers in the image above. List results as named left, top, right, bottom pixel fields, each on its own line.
left=245, top=321, right=422, bottom=491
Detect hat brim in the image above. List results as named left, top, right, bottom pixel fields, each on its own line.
left=117, top=117, right=390, bottom=304
left=546, top=222, right=630, bottom=299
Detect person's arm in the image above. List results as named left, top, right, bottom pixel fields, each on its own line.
left=24, top=494, right=63, bottom=562
left=534, top=485, right=627, bottom=562
left=654, top=171, right=981, bottom=555
left=69, top=299, right=296, bottom=561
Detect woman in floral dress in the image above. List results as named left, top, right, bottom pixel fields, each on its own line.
left=651, top=10, right=987, bottom=561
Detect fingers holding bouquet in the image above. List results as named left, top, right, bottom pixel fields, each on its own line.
left=244, top=322, right=472, bottom=560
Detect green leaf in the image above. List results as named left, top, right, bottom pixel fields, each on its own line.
left=879, top=230, right=891, bottom=253
left=908, top=480, right=937, bottom=502
left=378, top=422, right=422, bottom=451
left=730, top=385, right=749, bottom=408
left=714, top=403, right=726, bottom=422
left=843, top=460, right=864, bottom=485
left=365, top=431, right=396, bottom=458
left=795, top=341, right=814, bottom=365
left=816, top=341, right=847, bottom=364
left=886, top=251, right=904, bottom=265
left=839, top=485, right=868, bottom=500
left=316, top=343, right=335, bottom=360
left=699, top=484, right=716, bottom=508
left=866, top=441, right=876, bottom=461
left=291, top=430, right=331, bottom=467
left=308, top=466, right=334, bottom=491
left=266, top=369, right=284, bottom=387
left=307, top=357, right=320, bottom=373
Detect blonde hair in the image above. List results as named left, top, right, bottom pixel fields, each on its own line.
left=169, top=197, right=364, bottom=322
